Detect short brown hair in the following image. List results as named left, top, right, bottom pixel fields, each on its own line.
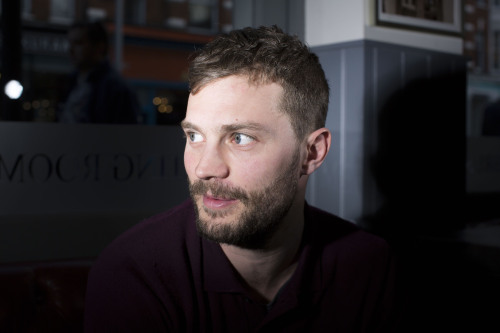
left=188, top=25, right=329, bottom=140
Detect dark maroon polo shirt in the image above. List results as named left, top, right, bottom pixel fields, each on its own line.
left=84, top=199, right=398, bottom=332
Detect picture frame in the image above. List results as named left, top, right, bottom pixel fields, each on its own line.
left=376, top=0, right=462, bottom=35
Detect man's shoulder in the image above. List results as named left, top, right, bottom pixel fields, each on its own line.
left=97, top=199, right=197, bottom=263
left=137, top=199, right=196, bottom=232
left=306, top=204, right=391, bottom=256
left=85, top=199, right=201, bottom=330
left=130, top=198, right=195, bottom=238
left=306, top=205, right=394, bottom=287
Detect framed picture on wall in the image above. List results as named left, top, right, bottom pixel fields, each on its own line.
left=376, top=0, right=462, bottom=35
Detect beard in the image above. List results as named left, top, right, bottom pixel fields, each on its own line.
left=189, top=150, right=300, bottom=250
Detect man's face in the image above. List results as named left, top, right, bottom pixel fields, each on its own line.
left=182, top=75, right=302, bottom=249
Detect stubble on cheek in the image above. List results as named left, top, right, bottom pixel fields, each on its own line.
left=187, top=148, right=301, bottom=249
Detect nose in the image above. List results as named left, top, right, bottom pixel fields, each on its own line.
left=194, top=144, right=230, bottom=180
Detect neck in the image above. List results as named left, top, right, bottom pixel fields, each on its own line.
left=220, top=198, right=305, bottom=303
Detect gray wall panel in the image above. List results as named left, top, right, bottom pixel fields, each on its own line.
left=343, top=46, right=366, bottom=220
left=307, top=43, right=367, bottom=221
left=254, top=0, right=288, bottom=29
left=404, top=51, right=431, bottom=84
left=306, top=47, right=342, bottom=215
left=310, top=40, right=466, bottom=226
left=233, top=0, right=253, bottom=29
left=233, top=0, right=304, bottom=40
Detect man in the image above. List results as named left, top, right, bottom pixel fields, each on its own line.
left=58, top=21, right=141, bottom=124
left=84, top=26, right=398, bottom=332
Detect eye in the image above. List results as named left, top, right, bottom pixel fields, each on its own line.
left=233, top=133, right=254, bottom=145
left=187, top=132, right=203, bottom=143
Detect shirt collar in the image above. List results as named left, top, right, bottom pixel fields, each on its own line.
left=202, top=237, right=247, bottom=294
left=201, top=202, right=323, bottom=295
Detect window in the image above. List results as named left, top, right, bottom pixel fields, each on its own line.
left=475, top=32, right=487, bottom=73
left=50, top=0, right=75, bottom=25
left=22, top=0, right=33, bottom=20
left=125, top=0, right=147, bottom=25
left=493, top=30, right=500, bottom=72
left=165, top=0, right=217, bottom=33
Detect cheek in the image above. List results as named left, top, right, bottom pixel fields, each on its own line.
left=184, top=148, right=197, bottom=179
left=258, top=148, right=300, bottom=182
left=235, top=155, right=284, bottom=191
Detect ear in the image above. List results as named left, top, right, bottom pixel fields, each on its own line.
left=301, top=128, right=331, bottom=175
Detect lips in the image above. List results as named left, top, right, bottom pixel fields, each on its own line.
left=190, top=180, right=248, bottom=211
left=202, top=194, right=238, bottom=210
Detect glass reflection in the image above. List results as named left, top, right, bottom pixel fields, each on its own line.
left=0, top=0, right=233, bottom=125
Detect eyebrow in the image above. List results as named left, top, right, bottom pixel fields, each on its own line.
left=220, top=122, right=270, bottom=134
left=180, top=120, right=198, bottom=131
left=180, top=120, right=270, bottom=135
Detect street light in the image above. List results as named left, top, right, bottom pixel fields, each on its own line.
left=4, top=80, right=23, bottom=99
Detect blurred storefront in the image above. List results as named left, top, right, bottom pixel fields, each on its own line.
left=0, top=0, right=233, bottom=124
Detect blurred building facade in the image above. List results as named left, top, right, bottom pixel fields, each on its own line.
left=464, top=0, right=500, bottom=136
left=0, top=0, right=233, bottom=124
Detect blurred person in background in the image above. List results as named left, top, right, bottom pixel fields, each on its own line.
left=58, top=21, right=142, bottom=124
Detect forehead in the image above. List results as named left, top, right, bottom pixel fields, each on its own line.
left=184, top=76, right=286, bottom=126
